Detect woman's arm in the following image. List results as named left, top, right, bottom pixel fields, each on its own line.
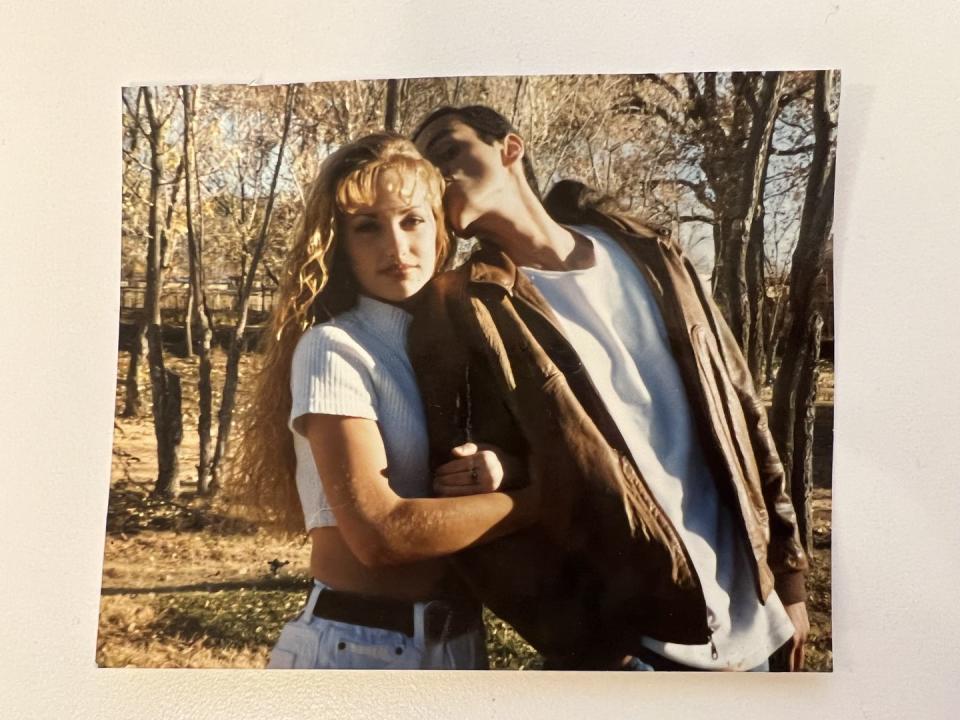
left=303, top=413, right=538, bottom=568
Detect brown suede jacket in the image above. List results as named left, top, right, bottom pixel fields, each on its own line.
left=407, top=181, right=808, bottom=668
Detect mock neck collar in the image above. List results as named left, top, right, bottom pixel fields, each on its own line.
left=348, top=294, right=413, bottom=349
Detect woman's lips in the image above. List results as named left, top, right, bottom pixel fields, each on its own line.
left=380, top=263, right=418, bottom=278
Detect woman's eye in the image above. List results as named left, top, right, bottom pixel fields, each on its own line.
left=403, top=215, right=425, bottom=226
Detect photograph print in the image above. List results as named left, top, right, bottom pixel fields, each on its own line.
left=100, top=70, right=837, bottom=672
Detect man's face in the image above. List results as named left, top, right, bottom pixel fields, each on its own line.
left=415, top=117, right=507, bottom=237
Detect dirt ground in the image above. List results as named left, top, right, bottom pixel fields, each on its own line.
left=97, top=348, right=833, bottom=671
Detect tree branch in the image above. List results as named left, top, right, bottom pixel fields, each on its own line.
left=683, top=72, right=702, bottom=103
left=703, top=72, right=717, bottom=108
left=771, top=143, right=817, bottom=156
left=122, top=88, right=149, bottom=139
left=122, top=149, right=156, bottom=175
left=636, top=73, right=683, bottom=102
left=738, top=72, right=761, bottom=117
left=777, top=115, right=810, bottom=133
left=646, top=177, right=713, bottom=210
left=261, top=258, right=280, bottom=286
left=618, top=96, right=684, bottom=128
left=779, top=81, right=815, bottom=108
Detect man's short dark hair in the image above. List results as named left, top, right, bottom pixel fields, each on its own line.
left=412, top=105, right=542, bottom=199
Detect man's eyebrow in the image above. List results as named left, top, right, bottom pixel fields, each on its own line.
left=423, top=128, right=453, bottom=152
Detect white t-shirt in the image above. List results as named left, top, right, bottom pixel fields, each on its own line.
left=289, top=295, right=431, bottom=531
left=522, top=225, right=795, bottom=670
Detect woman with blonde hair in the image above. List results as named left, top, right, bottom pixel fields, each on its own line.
left=233, top=133, right=536, bottom=669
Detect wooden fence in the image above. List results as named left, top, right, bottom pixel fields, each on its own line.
left=120, top=280, right=276, bottom=315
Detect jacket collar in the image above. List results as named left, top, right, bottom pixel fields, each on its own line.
left=465, top=208, right=662, bottom=295
left=467, top=242, right=521, bottom=294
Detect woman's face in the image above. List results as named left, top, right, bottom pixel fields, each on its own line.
left=340, top=176, right=439, bottom=304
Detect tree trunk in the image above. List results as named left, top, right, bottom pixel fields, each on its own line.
left=385, top=79, right=400, bottom=132
left=744, top=127, right=780, bottom=388
left=210, top=84, right=297, bottom=490
left=193, top=115, right=215, bottom=495
left=764, top=284, right=788, bottom=386
left=120, top=89, right=147, bottom=418
left=196, top=336, right=214, bottom=495
left=184, top=289, right=194, bottom=357
left=121, top=320, right=147, bottom=417
left=159, top=157, right=185, bottom=273
left=770, top=70, right=838, bottom=549
left=511, top=77, right=525, bottom=126
left=450, top=76, right=463, bottom=105
left=181, top=85, right=216, bottom=495
left=122, top=158, right=184, bottom=414
left=709, top=72, right=784, bottom=385
left=142, top=87, right=183, bottom=498
left=793, top=313, right=823, bottom=551
left=148, top=329, right=183, bottom=495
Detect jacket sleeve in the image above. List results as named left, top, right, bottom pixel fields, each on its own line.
left=407, top=273, right=472, bottom=473
left=408, top=272, right=530, bottom=479
left=683, top=255, right=809, bottom=605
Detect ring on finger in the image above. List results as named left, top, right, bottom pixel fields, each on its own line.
left=470, top=460, right=478, bottom=481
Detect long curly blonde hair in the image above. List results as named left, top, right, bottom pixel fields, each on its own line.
left=230, top=133, right=451, bottom=535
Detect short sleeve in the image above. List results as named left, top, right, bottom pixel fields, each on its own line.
left=289, top=326, right=378, bottom=435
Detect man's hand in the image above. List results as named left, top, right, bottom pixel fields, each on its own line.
left=433, top=442, right=512, bottom=496
left=782, top=601, right=810, bottom=671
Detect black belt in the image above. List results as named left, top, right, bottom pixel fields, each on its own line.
left=311, top=587, right=480, bottom=641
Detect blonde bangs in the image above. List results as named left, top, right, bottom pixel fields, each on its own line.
left=335, top=156, right=444, bottom=216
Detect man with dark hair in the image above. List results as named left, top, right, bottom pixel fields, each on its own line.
left=413, top=106, right=543, bottom=198
left=408, top=105, right=809, bottom=671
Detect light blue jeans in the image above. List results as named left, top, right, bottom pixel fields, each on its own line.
left=625, top=655, right=769, bottom=672
left=267, top=581, right=488, bottom=670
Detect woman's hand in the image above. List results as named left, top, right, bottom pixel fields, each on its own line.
left=433, top=442, right=518, bottom=496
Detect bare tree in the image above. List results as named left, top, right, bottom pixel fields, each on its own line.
left=182, top=84, right=217, bottom=494
left=210, top=83, right=298, bottom=490
left=142, top=86, right=183, bottom=497
left=622, top=72, right=816, bottom=386
left=120, top=88, right=149, bottom=418
left=121, top=88, right=185, bottom=416
left=770, top=70, right=839, bottom=552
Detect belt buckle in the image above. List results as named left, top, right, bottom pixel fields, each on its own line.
left=423, top=600, right=453, bottom=642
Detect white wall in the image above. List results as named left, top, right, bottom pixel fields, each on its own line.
left=1, top=1, right=958, bottom=717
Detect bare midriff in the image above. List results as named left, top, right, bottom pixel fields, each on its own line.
left=307, top=526, right=453, bottom=600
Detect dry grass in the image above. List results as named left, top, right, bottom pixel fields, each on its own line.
left=98, top=594, right=272, bottom=668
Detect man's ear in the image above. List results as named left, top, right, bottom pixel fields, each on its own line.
left=501, top=132, right=525, bottom=168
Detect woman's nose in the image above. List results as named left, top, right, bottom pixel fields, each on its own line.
left=382, top=222, right=409, bottom=256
